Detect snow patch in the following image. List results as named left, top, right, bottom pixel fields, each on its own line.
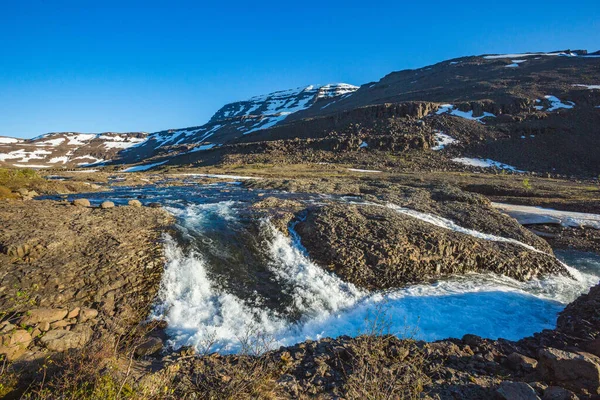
left=545, top=95, right=575, bottom=111
left=0, top=137, right=21, bottom=144
left=348, top=168, right=382, bottom=173
left=573, top=84, right=600, bottom=90
left=48, top=156, right=69, bottom=164
left=123, top=161, right=168, bottom=172
left=432, top=131, right=458, bottom=150
left=436, top=104, right=495, bottom=123
left=493, top=203, right=600, bottom=230
left=452, top=157, right=524, bottom=172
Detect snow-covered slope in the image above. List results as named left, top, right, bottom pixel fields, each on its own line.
left=0, top=132, right=147, bottom=168
left=119, top=83, right=358, bottom=163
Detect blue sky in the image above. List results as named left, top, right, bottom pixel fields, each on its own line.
left=1, top=1, right=598, bottom=138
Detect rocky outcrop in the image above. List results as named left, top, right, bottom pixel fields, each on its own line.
left=0, top=200, right=172, bottom=361
left=250, top=196, right=304, bottom=234
left=538, top=348, right=600, bottom=395
left=295, top=203, right=567, bottom=289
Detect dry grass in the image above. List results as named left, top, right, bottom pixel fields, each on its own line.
left=0, top=167, right=97, bottom=199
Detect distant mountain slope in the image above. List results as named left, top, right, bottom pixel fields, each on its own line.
left=116, top=83, right=358, bottom=164
left=0, top=132, right=147, bottom=168
left=288, top=50, right=600, bottom=121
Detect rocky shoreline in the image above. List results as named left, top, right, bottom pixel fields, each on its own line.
left=0, top=174, right=599, bottom=399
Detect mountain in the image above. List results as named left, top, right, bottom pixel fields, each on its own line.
left=129, top=49, right=599, bottom=176
left=0, top=132, right=147, bottom=169
left=115, top=83, right=358, bottom=164
left=2, top=50, right=599, bottom=176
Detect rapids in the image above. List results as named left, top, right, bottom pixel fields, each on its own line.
left=47, top=182, right=600, bottom=354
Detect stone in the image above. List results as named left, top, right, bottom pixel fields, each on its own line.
left=100, top=201, right=115, bottom=209
left=0, top=321, right=14, bottom=334
left=529, top=382, right=549, bottom=396
left=39, top=321, right=50, bottom=332
left=583, top=337, right=600, bottom=358
left=128, top=199, right=142, bottom=207
left=497, top=381, right=541, bottom=400
left=72, top=198, right=91, bottom=207
left=508, top=352, right=538, bottom=371
left=67, top=307, right=80, bottom=319
left=0, top=329, right=32, bottom=360
left=39, top=325, right=92, bottom=352
left=134, top=336, right=163, bottom=357
left=538, top=347, right=600, bottom=394
left=78, top=308, right=98, bottom=323
left=19, top=308, right=68, bottom=325
left=542, top=386, right=579, bottom=400
left=147, top=202, right=162, bottom=208
left=50, top=320, right=70, bottom=329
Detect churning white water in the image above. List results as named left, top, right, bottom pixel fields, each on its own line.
left=151, top=201, right=600, bottom=354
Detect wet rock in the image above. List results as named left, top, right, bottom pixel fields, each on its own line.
left=135, top=336, right=163, bottom=357
left=497, top=381, right=540, bottom=400
left=100, top=201, right=115, bottom=209
left=128, top=199, right=142, bottom=207
left=72, top=198, right=91, bottom=207
left=0, top=329, right=32, bottom=360
left=538, top=347, right=600, bottom=394
left=296, top=204, right=568, bottom=289
left=148, top=202, right=162, bottom=208
left=250, top=197, right=304, bottom=234
left=542, top=386, right=579, bottom=400
left=19, top=308, right=68, bottom=325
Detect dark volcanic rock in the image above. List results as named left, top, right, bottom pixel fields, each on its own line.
left=295, top=203, right=567, bottom=289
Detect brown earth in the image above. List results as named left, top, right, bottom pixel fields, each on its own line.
left=0, top=200, right=172, bottom=366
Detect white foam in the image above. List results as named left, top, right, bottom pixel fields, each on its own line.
left=152, top=202, right=599, bottom=354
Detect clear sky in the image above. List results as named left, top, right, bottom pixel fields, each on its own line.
left=1, top=0, right=598, bottom=138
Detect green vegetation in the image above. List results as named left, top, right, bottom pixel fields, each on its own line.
left=0, top=168, right=43, bottom=199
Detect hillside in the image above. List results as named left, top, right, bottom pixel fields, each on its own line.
left=2, top=50, right=599, bottom=176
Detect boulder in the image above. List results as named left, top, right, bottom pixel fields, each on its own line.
left=538, top=347, right=600, bottom=394
left=39, top=325, right=93, bottom=352
left=542, top=386, right=579, bottom=400
left=77, top=307, right=98, bottom=323
left=19, top=308, right=68, bottom=325
left=67, top=307, right=80, bottom=319
left=508, top=352, right=538, bottom=371
left=100, top=201, right=115, bottom=209
left=497, top=381, right=541, bottom=400
left=0, top=329, right=32, bottom=360
left=147, top=202, right=162, bottom=208
left=128, top=199, right=142, bottom=207
left=135, top=336, right=163, bottom=357
left=72, top=198, right=91, bottom=207
left=296, top=204, right=568, bottom=289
